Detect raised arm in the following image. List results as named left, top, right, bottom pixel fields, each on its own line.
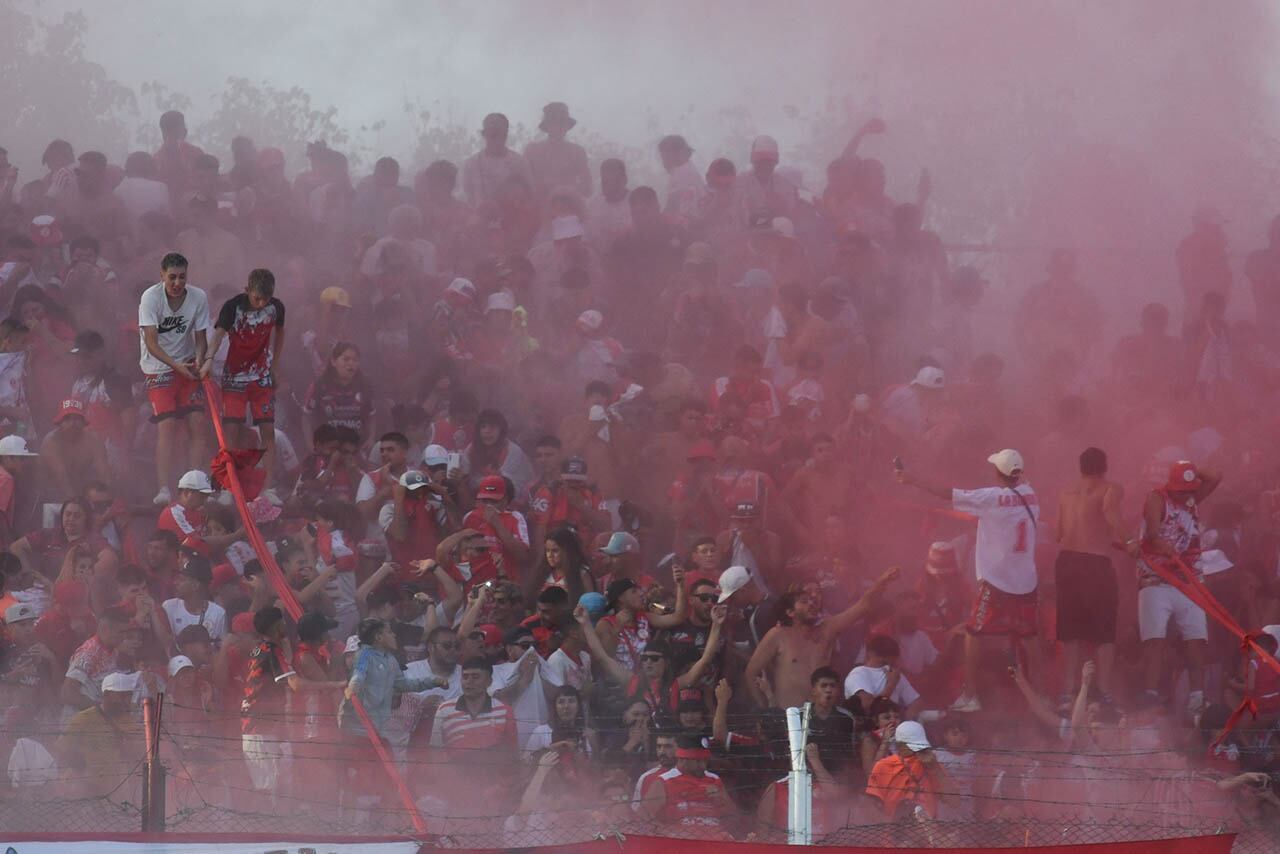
left=1010, top=665, right=1064, bottom=732
left=824, top=565, right=900, bottom=638
left=712, top=678, right=732, bottom=744
left=574, top=604, right=633, bottom=686
left=649, top=564, right=689, bottom=629
left=677, top=605, right=725, bottom=688
left=896, top=469, right=954, bottom=502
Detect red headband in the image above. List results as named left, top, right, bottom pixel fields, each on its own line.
left=676, top=747, right=712, bottom=760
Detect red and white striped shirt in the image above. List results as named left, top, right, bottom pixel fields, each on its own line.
left=157, top=503, right=208, bottom=555
left=429, top=694, right=516, bottom=750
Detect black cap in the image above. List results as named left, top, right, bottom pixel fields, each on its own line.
left=180, top=556, right=213, bottom=585
left=732, top=501, right=759, bottom=518
left=503, top=625, right=534, bottom=646
left=242, top=559, right=264, bottom=578
left=606, top=577, right=638, bottom=607
left=297, top=611, right=339, bottom=641
left=176, top=623, right=212, bottom=645
left=560, top=455, right=588, bottom=479
left=70, top=329, right=104, bottom=355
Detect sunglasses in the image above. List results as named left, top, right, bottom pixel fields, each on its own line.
left=639, top=653, right=665, bottom=663
left=512, top=640, right=534, bottom=649
left=435, top=641, right=460, bottom=650
left=695, top=594, right=719, bottom=604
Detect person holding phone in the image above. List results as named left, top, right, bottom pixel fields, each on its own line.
left=897, top=448, right=1040, bottom=713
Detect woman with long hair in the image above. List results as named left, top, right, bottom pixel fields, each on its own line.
left=12, top=497, right=117, bottom=588
left=462, top=408, right=534, bottom=497
left=524, top=685, right=596, bottom=759
left=302, top=341, right=375, bottom=443
left=524, top=525, right=593, bottom=606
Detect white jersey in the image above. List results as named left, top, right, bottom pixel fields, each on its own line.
left=138, top=282, right=210, bottom=375
left=952, top=484, right=1039, bottom=594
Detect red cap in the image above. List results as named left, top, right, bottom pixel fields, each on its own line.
left=473, top=623, right=503, bottom=648
left=231, top=612, right=255, bottom=634
left=686, top=439, right=717, bottom=462
left=476, top=475, right=506, bottom=501
left=209, top=563, right=243, bottom=595
left=54, top=398, right=86, bottom=425
left=53, top=580, right=90, bottom=610
left=1166, top=460, right=1202, bottom=492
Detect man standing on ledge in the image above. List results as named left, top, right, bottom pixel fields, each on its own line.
left=897, top=448, right=1040, bottom=713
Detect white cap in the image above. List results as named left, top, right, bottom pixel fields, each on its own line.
left=485, top=291, right=516, bottom=313
left=0, top=435, right=37, bottom=457
left=344, top=635, right=361, bottom=654
left=1263, top=625, right=1280, bottom=649
left=1196, top=548, right=1234, bottom=577
left=551, top=215, right=586, bottom=241
left=733, top=268, right=774, bottom=290
left=911, top=366, right=945, bottom=389
left=577, top=309, right=603, bottom=333
left=717, top=566, right=751, bottom=603
left=750, top=135, right=780, bottom=160
left=167, top=655, right=195, bottom=677
left=894, top=720, right=931, bottom=752
left=101, top=671, right=139, bottom=694
left=987, top=448, right=1025, bottom=477
left=177, top=470, right=215, bottom=494
left=422, top=444, right=450, bottom=467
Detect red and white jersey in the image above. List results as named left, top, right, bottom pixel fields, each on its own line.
left=460, top=507, right=529, bottom=582
left=951, top=485, right=1039, bottom=595
left=157, top=503, right=209, bottom=555
left=1138, top=490, right=1202, bottom=588
left=710, top=376, right=780, bottom=419
left=656, top=767, right=727, bottom=827
left=429, top=695, right=516, bottom=750
left=631, top=763, right=669, bottom=811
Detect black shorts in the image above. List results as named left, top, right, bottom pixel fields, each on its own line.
left=1054, top=550, right=1117, bottom=644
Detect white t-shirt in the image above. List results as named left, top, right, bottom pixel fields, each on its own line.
left=858, top=630, right=938, bottom=677
left=951, top=485, right=1039, bottom=595
left=137, top=283, right=211, bottom=375
left=543, top=648, right=591, bottom=690
left=843, top=664, right=920, bottom=708
left=161, top=598, right=227, bottom=641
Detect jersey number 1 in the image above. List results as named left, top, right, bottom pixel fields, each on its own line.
left=1013, top=519, right=1029, bottom=553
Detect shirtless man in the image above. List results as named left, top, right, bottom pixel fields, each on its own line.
left=41, top=399, right=110, bottom=501
left=1054, top=447, right=1126, bottom=702
left=744, top=565, right=898, bottom=708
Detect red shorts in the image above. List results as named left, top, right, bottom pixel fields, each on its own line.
left=145, top=372, right=205, bottom=421
left=222, top=378, right=275, bottom=424
left=968, top=581, right=1038, bottom=637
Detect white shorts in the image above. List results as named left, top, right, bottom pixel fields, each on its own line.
left=241, top=733, right=293, bottom=790
left=1138, top=585, right=1208, bottom=642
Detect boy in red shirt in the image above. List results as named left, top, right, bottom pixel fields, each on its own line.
left=207, top=268, right=286, bottom=489
left=460, top=475, right=531, bottom=586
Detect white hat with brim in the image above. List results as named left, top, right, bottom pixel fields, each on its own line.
left=987, top=449, right=1024, bottom=477
left=344, top=635, right=361, bottom=654
left=167, top=655, right=195, bottom=678
left=717, top=566, right=751, bottom=603
left=0, top=435, right=37, bottom=457
left=894, top=720, right=931, bottom=752
left=102, top=671, right=140, bottom=694
left=178, top=470, right=216, bottom=494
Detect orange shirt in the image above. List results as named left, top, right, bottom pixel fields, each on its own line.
left=865, top=753, right=940, bottom=818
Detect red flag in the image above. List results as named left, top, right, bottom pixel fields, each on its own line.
left=211, top=447, right=266, bottom=501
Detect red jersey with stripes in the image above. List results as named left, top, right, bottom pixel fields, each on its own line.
left=429, top=694, right=517, bottom=750
left=656, top=767, right=728, bottom=828
left=157, top=503, right=209, bottom=555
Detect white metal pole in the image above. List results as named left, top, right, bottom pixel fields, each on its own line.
left=785, top=702, right=813, bottom=845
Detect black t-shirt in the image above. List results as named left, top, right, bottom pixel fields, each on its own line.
left=807, top=707, right=857, bottom=775
left=215, top=293, right=286, bottom=382
left=663, top=620, right=722, bottom=686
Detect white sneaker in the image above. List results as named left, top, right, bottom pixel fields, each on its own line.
left=949, top=693, right=982, bottom=713
left=1187, top=690, right=1205, bottom=717
left=152, top=487, right=172, bottom=506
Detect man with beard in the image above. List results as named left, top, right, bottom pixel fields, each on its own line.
left=744, top=566, right=899, bottom=708
left=631, top=728, right=679, bottom=810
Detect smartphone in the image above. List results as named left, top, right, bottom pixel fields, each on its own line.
left=305, top=522, right=317, bottom=537
left=448, top=452, right=462, bottom=471
left=892, top=456, right=905, bottom=473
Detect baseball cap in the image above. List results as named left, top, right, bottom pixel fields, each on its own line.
left=911, top=366, right=946, bottom=389
left=551, top=215, right=585, bottom=241
left=472, top=623, right=503, bottom=648
left=180, top=556, right=214, bottom=585
left=230, top=612, right=255, bottom=634
left=422, top=444, right=450, bottom=467
left=577, top=309, right=603, bottom=333
left=400, top=470, right=431, bottom=491
left=297, top=611, right=339, bottom=639
left=102, top=671, right=139, bottom=694
left=731, top=501, right=760, bottom=519
left=70, top=329, right=105, bottom=355
left=167, top=655, right=195, bottom=678
left=503, top=625, right=535, bottom=646
left=578, top=591, right=607, bottom=621
left=750, top=135, right=780, bottom=161
left=852, top=393, right=872, bottom=414
left=987, top=449, right=1025, bottom=477
left=770, top=217, right=795, bottom=239
left=733, top=268, right=774, bottom=290
left=344, top=634, right=361, bottom=654
left=560, top=456, right=588, bottom=481
left=476, top=475, right=506, bottom=501
left=319, top=286, right=352, bottom=308
left=0, top=435, right=37, bottom=457
left=1165, top=460, right=1202, bottom=492
left=177, top=624, right=213, bottom=645
left=925, top=542, right=958, bottom=576
left=446, top=277, right=477, bottom=303
left=686, top=439, right=717, bottom=462
left=717, top=566, right=751, bottom=603
left=177, top=470, right=215, bottom=494
left=53, top=580, right=90, bottom=610
left=606, top=577, right=638, bottom=607
left=3, top=603, right=36, bottom=625
left=600, top=532, right=640, bottom=556
left=894, top=720, right=931, bottom=752
left=485, top=291, right=516, bottom=313
left=54, top=398, right=86, bottom=425
left=209, top=563, right=242, bottom=595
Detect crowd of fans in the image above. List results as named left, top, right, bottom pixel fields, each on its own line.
left=2, top=100, right=1280, bottom=844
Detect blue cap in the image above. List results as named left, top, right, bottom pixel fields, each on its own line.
left=578, top=592, right=607, bottom=622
